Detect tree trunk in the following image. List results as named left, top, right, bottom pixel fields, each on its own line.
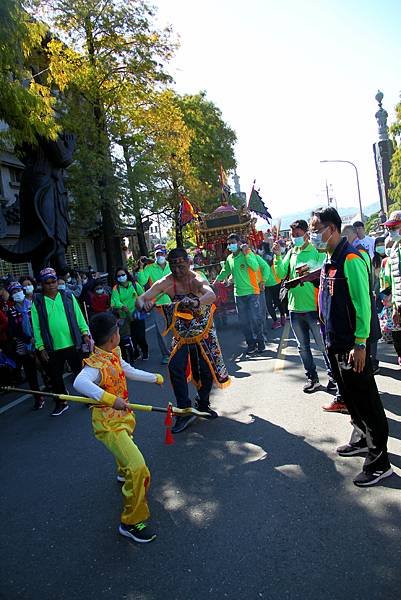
left=85, top=18, right=123, bottom=281
left=122, top=142, right=148, bottom=256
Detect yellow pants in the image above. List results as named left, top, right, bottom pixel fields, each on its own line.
left=92, top=407, right=151, bottom=525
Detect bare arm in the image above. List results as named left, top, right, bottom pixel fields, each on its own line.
left=136, top=278, right=168, bottom=311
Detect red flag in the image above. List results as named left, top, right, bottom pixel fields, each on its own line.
left=178, top=194, right=198, bottom=229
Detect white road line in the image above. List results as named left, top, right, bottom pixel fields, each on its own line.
left=0, top=393, right=31, bottom=414
left=274, top=320, right=291, bottom=371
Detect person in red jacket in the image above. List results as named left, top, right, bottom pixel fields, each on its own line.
left=88, top=281, right=111, bottom=315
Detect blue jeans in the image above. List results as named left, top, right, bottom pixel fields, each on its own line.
left=290, top=311, right=331, bottom=380
left=235, top=294, right=264, bottom=347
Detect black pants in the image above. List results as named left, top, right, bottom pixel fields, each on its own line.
left=392, top=330, right=401, bottom=358
left=327, top=347, right=390, bottom=472
left=130, top=319, right=148, bottom=355
left=265, top=284, right=285, bottom=321
left=44, top=346, right=83, bottom=395
left=16, top=353, right=41, bottom=397
left=169, top=344, right=213, bottom=409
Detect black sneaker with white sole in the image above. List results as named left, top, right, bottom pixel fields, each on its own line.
left=337, top=439, right=369, bottom=456
left=246, top=344, right=257, bottom=355
left=116, top=474, right=125, bottom=483
left=51, top=402, right=69, bottom=416
left=303, top=378, right=320, bottom=393
left=171, top=414, right=197, bottom=434
left=326, top=379, right=337, bottom=392
left=353, top=467, right=393, bottom=487
left=119, top=522, right=156, bottom=543
left=194, top=398, right=218, bottom=419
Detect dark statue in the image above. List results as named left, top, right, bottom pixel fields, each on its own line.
left=0, top=133, right=76, bottom=276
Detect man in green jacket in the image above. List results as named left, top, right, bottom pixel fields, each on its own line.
left=215, top=233, right=264, bottom=353
left=273, top=220, right=332, bottom=393
left=137, top=244, right=171, bottom=364
left=31, top=267, right=90, bottom=416
left=311, top=206, right=392, bottom=486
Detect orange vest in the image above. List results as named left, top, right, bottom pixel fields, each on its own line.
left=85, top=346, right=134, bottom=434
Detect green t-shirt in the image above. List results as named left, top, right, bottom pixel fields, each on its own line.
left=255, top=254, right=271, bottom=284
left=216, top=250, right=260, bottom=297
left=31, top=293, right=88, bottom=351
left=137, top=262, right=171, bottom=305
left=274, top=243, right=324, bottom=312
left=111, top=281, right=145, bottom=313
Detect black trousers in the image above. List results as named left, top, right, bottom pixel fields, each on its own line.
left=169, top=343, right=213, bottom=409
left=327, top=347, right=390, bottom=472
left=44, top=346, right=83, bottom=395
left=130, top=319, right=148, bottom=355
left=265, top=284, right=286, bottom=321
left=16, top=353, right=41, bottom=397
left=392, top=330, right=401, bottom=358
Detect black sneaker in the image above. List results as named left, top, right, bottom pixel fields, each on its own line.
left=326, top=379, right=337, bottom=392
left=257, top=342, right=266, bottom=353
left=119, top=522, right=156, bottom=543
left=337, top=439, right=369, bottom=456
left=353, top=467, right=393, bottom=487
left=194, top=398, right=218, bottom=419
left=142, top=352, right=149, bottom=361
left=246, top=344, right=257, bottom=355
left=171, top=414, right=197, bottom=434
left=51, top=402, right=69, bottom=416
left=303, top=378, right=320, bottom=393
left=33, top=398, right=45, bottom=410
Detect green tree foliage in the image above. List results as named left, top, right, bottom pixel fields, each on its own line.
left=0, top=0, right=59, bottom=146
left=389, top=97, right=401, bottom=211
left=28, top=0, right=176, bottom=272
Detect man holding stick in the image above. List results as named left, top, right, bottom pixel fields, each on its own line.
left=136, top=247, right=230, bottom=434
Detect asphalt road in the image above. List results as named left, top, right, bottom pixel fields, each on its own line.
left=1, top=318, right=401, bottom=600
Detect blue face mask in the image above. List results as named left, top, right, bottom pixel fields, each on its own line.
left=228, top=243, right=238, bottom=253
left=292, top=236, right=305, bottom=247
left=117, top=274, right=127, bottom=283
left=58, top=284, right=66, bottom=291
left=310, top=226, right=332, bottom=251
left=375, top=246, right=385, bottom=255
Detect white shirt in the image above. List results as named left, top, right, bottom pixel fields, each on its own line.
left=353, top=235, right=375, bottom=258
left=74, top=358, right=157, bottom=402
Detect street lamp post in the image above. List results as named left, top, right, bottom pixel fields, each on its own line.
left=320, top=160, right=363, bottom=218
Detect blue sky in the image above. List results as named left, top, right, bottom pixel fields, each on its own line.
left=155, top=0, right=401, bottom=217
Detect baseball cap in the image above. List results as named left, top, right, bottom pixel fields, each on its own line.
left=383, top=210, right=401, bottom=228
left=39, top=267, right=57, bottom=281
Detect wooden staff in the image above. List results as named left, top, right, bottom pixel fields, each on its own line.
left=1, top=387, right=211, bottom=418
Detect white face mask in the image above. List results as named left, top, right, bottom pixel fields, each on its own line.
left=385, top=246, right=393, bottom=257
left=58, top=284, right=66, bottom=291
left=95, top=288, right=104, bottom=295
left=24, top=285, right=34, bottom=294
left=388, top=230, right=401, bottom=242
left=156, top=256, right=166, bottom=265
left=12, top=291, right=25, bottom=302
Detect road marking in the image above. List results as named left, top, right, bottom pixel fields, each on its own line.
left=0, top=393, right=31, bottom=414
left=274, top=320, right=291, bottom=371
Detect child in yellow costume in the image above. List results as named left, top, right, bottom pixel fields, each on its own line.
left=73, top=312, right=163, bottom=543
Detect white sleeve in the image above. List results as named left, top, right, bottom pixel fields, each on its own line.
left=73, top=366, right=105, bottom=402
left=120, top=358, right=157, bottom=384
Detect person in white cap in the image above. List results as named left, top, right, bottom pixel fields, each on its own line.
left=383, top=210, right=401, bottom=365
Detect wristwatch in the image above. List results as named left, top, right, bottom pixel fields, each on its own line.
left=354, top=342, right=366, bottom=350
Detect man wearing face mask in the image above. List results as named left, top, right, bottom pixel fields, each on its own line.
left=215, top=233, right=265, bottom=353
left=7, top=282, right=45, bottom=410
left=137, top=245, right=172, bottom=364
left=273, top=220, right=331, bottom=393
left=310, top=206, right=392, bottom=487
left=31, top=267, right=90, bottom=416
